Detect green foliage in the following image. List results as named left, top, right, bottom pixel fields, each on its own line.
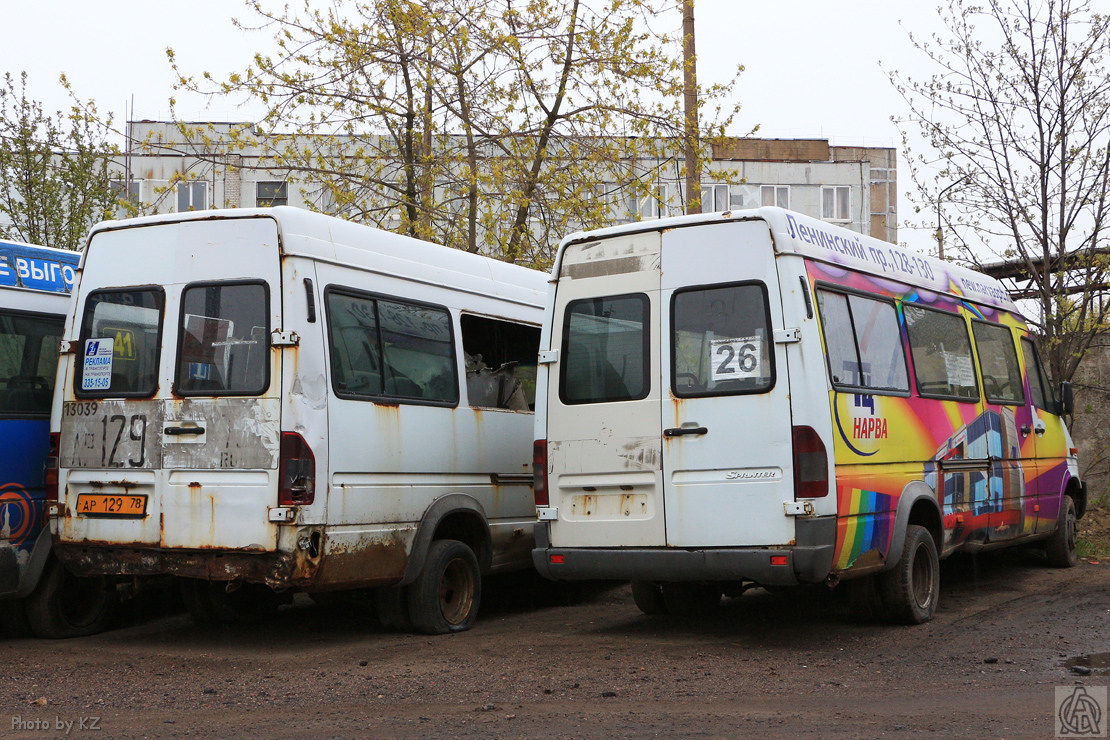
left=169, top=0, right=745, bottom=269
left=891, top=0, right=1110, bottom=383
left=0, top=72, right=120, bottom=251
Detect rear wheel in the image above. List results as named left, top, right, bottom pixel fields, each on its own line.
left=1045, top=496, right=1078, bottom=568
left=878, top=524, right=939, bottom=624
left=660, top=582, right=721, bottom=617
left=630, top=581, right=668, bottom=615
left=25, top=558, right=118, bottom=638
left=406, top=539, right=481, bottom=634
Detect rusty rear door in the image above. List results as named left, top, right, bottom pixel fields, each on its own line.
left=58, top=216, right=283, bottom=552
left=543, top=231, right=665, bottom=549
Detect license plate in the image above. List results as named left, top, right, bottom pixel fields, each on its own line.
left=75, top=494, right=147, bottom=517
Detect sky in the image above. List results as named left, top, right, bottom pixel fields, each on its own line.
left=0, top=0, right=948, bottom=252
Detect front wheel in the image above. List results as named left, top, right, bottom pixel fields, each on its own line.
left=1045, top=496, right=1078, bottom=567
left=877, top=524, right=939, bottom=625
left=24, top=558, right=118, bottom=638
left=406, top=539, right=481, bottom=634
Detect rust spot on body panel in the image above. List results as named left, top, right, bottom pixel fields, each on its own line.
left=313, top=534, right=409, bottom=590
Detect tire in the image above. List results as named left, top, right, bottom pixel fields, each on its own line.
left=406, top=539, right=481, bottom=635
left=24, top=558, right=118, bottom=638
left=630, top=581, right=668, bottom=615
left=660, top=582, right=721, bottom=617
left=878, top=524, right=939, bottom=625
left=1045, top=496, right=1078, bottom=568
left=180, top=579, right=280, bottom=625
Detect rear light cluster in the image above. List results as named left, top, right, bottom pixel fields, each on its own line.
left=791, top=425, right=829, bottom=499
left=45, top=432, right=60, bottom=502
left=279, top=432, right=316, bottom=505
left=532, top=440, right=548, bottom=506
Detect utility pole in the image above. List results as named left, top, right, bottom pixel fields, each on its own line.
left=682, top=0, right=701, bottom=214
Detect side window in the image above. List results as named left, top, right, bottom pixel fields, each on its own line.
left=672, top=283, right=774, bottom=396
left=176, top=282, right=269, bottom=396
left=77, top=288, right=164, bottom=398
left=459, top=314, right=540, bottom=411
left=904, top=304, right=979, bottom=401
left=972, top=321, right=1025, bottom=406
left=0, top=311, right=64, bottom=415
left=816, top=289, right=908, bottom=393
left=560, top=294, right=648, bottom=405
left=1021, top=337, right=1053, bottom=410
left=326, top=289, right=458, bottom=405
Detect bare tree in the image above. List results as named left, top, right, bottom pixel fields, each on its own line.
left=892, top=0, right=1110, bottom=383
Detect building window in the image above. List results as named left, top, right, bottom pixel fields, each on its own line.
left=761, top=185, right=790, bottom=209
left=109, top=179, right=141, bottom=203
left=700, top=183, right=730, bottom=212
left=257, top=181, right=288, bottom=207
left=176, top=181, right=208, bottom=212
left=821, top=186, right=850, bottom=222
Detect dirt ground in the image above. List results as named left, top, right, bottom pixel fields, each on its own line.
left=1, top=539, right=1107, bottom=740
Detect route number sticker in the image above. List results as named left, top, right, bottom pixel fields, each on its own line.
left=82, top=338, right=114, bottom=391
left=710, top=336, right=763, bottom=381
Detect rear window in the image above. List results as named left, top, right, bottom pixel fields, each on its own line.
left=672, top=282, right=774, bottom=396
left=560, top=294, right=649, bottom=404
left=175, top=281, right=270, bottom=396
left=77, top=288, right=164, bottom=397
left=0, top=310, right=64, bottom=416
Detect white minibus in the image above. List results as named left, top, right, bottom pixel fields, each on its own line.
left=533, top=207, right=1086, bottom=623
left=50, top=208, right=545, bottom=633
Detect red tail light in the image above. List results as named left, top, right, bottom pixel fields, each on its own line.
left=792, top=425, right=828, bottom=499
left=45, top=432, right=60, bottom=502
left=533, top=439, right=549, bottom=506
left=279, top=432, right=315, bottom=506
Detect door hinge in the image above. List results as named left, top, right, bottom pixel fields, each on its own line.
left=774, top=328, right=801, bottom=344
left=271, top=329, right=300, bottom=347
left=538, top=349, right=558, bottom=364
left=536, top=506, right=559, bottom=520
left=784, top=500, right=814, bottom=516
left=59, top=339, right=77, bottom=355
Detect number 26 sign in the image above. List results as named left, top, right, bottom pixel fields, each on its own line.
left=709, top=336, right=763, bottom=381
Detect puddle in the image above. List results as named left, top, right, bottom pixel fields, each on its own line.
left=1066, top=653, right=1110, bottom=676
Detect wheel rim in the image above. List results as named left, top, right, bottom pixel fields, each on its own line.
left=439, top=557, right=476, bottom=625
left=1066, top=506, right=1078, bottom=554
left=910, top=543, right=934, bottom=610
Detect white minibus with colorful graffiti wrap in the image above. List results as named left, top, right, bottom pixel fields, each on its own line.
left=49, top=208, right=545, bottom=634
left=532, top=207, right=1086, bottom=623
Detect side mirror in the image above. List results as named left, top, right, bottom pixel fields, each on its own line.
left=1058, top=381, right=1074, bottom=416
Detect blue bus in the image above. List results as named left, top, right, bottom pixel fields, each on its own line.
left=0, top=239, right=116, bottom=637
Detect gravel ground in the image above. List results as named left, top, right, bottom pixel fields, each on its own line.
left=1, top=543, right=1107, bottom=739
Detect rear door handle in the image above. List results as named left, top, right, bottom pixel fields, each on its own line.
left=663, top=426, right=708, bottom=437
left=165, top=426, right=206, bottom=436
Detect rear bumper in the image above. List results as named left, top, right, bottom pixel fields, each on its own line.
left=53, top=542, right=318, bottom=590
left=532, top=516, right=836, bottom=586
